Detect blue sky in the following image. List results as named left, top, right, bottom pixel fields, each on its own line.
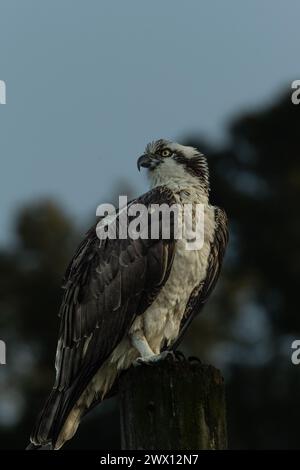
left=0, top=0, right=299, bottom=244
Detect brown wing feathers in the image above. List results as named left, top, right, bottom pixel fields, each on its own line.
left=31, top=187, right=176, bottom=446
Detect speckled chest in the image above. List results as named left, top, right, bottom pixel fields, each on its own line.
left=142, top=190, right=216, bottom=350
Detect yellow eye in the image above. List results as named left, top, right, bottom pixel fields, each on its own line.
left=161, top=149, right=171, bottom=157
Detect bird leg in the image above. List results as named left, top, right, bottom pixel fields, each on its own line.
left=130, top=331, right=175, bottom=366
left=130, top=331, right=155, bottom=360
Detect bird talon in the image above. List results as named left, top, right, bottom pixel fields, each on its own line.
left=161, top=350, right=176, bottom=362
left=133, top=350, right=175, bottom=367
left=188, top=356, right=202, bottom=364
left=173, top=350, right=186, bottom=362
left=133, top=356, right=156, bottom=367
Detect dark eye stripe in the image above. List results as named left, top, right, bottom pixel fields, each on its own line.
left=173, top=153, right=210, bottom=188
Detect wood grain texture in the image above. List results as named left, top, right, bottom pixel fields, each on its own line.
left=119, top=358, right=227, bottom=450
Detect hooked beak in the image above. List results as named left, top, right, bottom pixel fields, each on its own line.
left=137, top=154, right=161, bottom=171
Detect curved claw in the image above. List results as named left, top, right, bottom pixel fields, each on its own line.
left=132, top=356, right=152, bottom=367
left=173, top=350, right=186, bottom=362
left=133, top=350, right=175, bottom=367
left=188, top=356, right=202, bottom=364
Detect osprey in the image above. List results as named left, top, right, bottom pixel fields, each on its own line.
left=28, top=139, right=228, bottom=450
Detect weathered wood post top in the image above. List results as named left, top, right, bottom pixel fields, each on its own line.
left=119, top=356, right=227, bottom=450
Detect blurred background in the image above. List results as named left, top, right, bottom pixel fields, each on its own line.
left=0, top=0, right=300, bottom=449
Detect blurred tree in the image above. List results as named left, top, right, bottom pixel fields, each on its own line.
left=0, top=92, right=299, bottom=449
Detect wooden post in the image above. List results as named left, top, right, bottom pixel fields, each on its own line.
left=119, top=357, right=227, bottom=450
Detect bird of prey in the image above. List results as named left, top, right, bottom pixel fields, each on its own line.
left=28, top=139, right=228, bottom=450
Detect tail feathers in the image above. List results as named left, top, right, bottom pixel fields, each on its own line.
left=26, top=442, right=53, bottom=450
left=31, top=389, right=65, bottom=448
left=30, top=361, right=119, bottom=449
left=30, top=386, right=88, bottom=450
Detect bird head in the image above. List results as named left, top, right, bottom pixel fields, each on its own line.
left=137, top=139, right=209, bottom=193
